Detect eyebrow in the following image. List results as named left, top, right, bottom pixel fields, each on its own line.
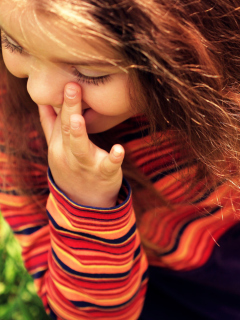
left=54, top=58, right=116, bottom=67
left=0, top=25, right=118, bottom=68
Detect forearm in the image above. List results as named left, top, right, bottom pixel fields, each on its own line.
left=46, top=169, right=148, bottom=319
left=0, top=168, right=148, bottom=319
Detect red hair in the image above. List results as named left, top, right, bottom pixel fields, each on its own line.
left=0, top=0, right=240, bottom=195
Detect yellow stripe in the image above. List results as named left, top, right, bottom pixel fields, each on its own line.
left=49, top=193, right=135, bottom=239
left=52, top=239, right=136, bottom=273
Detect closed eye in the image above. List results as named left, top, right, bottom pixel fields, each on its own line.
left=1, top=30, right=112, bottom=86
left=1, top=32, right=23, bottom=54
left=72, top=68, right=111, bottom=86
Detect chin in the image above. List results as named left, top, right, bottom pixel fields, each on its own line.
left=85, top=123, right=110, bottom=134
left=85, top=119, right=127, bottom=134
left=83, top=109, right=128, bottom=134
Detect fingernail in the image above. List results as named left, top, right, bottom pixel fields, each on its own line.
left=70, top=114, right=80, bottom=129
left=71, top=121, right=80, bottom=129
left=113, top=147, right=122, bottom=157
left=65, top=86, right=78, bottom=99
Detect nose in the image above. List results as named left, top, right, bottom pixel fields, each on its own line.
left=26, top=60, right=65, bottom=106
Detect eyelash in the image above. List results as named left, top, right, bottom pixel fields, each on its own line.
left=72, top=68, right=111, bottom=86
left=1, top=33, right=23, bottom=54
left=1, top=32, right=111, bottom=86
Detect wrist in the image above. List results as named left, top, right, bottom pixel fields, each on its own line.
left=48, top=168, right=123, bottom=208
left=63, top=190, right=118, bottom=208
left=48, top=168, right=131, bottom=210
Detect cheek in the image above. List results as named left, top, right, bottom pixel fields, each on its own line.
left=81, top=74, right=131, bottom=115
left=2, top=51, right=27, bottom=78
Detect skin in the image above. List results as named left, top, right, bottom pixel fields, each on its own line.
left=0, top=3, right=136, bottom=207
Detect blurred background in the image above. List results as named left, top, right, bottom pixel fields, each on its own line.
left=0, top=214, right=50, bottom=320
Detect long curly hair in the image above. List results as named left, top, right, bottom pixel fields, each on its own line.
left=1, top=0, right=240, bottom=196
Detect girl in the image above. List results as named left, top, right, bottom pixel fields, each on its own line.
left=1, top=0, right=240, bottom=319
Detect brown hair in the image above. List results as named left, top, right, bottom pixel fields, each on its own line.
left=1, top=0, right=240, bottom=196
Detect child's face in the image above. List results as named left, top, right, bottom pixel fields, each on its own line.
left=0, top=3, right=135, bottom=133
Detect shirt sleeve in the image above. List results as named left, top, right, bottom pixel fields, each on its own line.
left=0, top=156, right=148, bottom=319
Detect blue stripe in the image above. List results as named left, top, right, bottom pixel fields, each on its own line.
left=52, top=249, right=132, bottom=279
left=150, top=163, right=191, bottom=183
left=14, top=226, right=42, bottom=235
left=59, top=234, right=135, bottom=254
left=159, top=206, right=221, bottom=257
left=32, top=270, right=46, bottom=279
left=47, top=168, right=131, bottom=214
left=134, top=245, right=141, bottom=259
left=193, top=181, right=223, bottom=204
left=69, top=272, right=147, bottom=309
left=119, top=127, right=150, bottom=144
left=0, top=188, right=49, bottom=196
left=142, top=268, right=149, bottom=282
left=49, top=309, right=57, bottom=320
left=47, top=210, right=136, bottom=245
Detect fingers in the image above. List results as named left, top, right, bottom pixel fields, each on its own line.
left=60, top=81, right=124, bottom=178
left=100, top=144, right=125, bottom=176
left=61, top=82, right=82, bottom=147
left=70, top=117, right=124, bottom=175
left=69, top=114, right=91, bottom=160
left=70, top=114, right=125, bottom=174
left=38, top=104, right=57, bottom=145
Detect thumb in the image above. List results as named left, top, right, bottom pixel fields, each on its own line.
left=100, top=144, right=125, bottom=176
left=38, top=104, right=56, bottom=145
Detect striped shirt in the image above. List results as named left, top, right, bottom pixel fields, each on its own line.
left=1, top=109, right=240, bottom=319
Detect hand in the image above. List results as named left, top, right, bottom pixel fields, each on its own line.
left=38, top=82, right=125, bottom=208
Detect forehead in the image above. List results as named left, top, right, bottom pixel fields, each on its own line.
left=0, top=0, right=123, bottom=66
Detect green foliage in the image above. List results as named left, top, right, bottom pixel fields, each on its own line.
left=0, top=215, right=51, bottom=320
